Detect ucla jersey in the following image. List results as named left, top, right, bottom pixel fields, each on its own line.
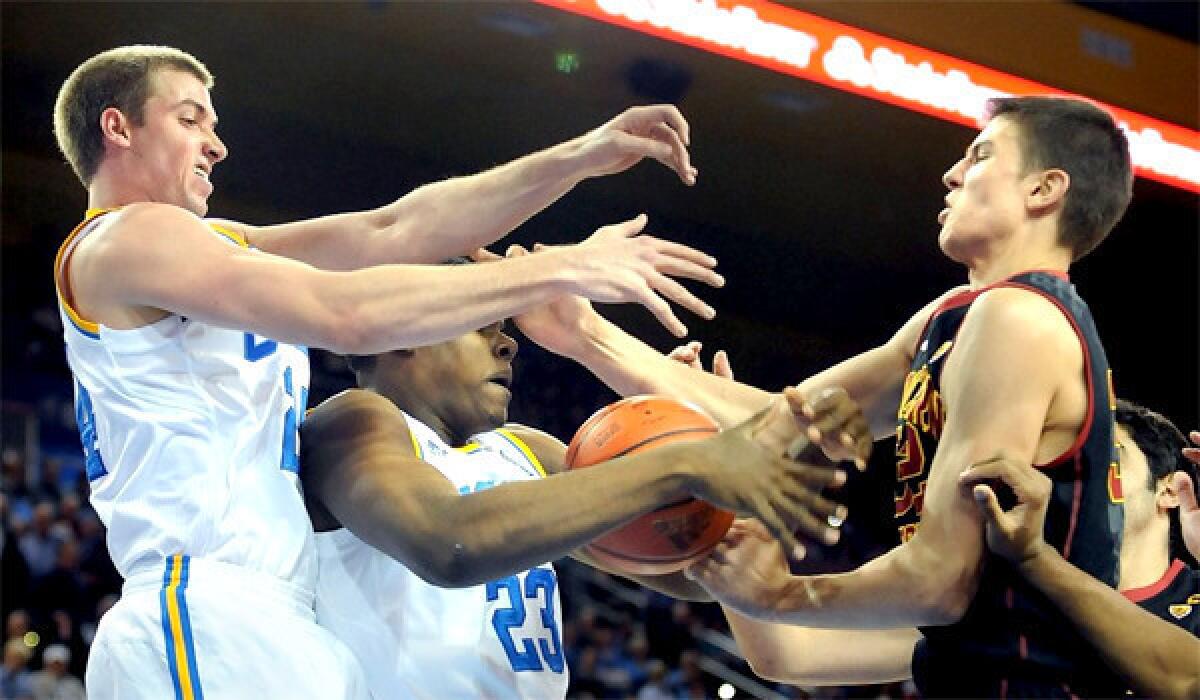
left=896, top=271, right=1124, bottom=697
left=314, top=412, right=568, bottom=700
left=55, top=209, right=315, bottom=590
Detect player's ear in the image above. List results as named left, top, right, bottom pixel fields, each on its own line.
left=100, top=107, right=133, bottom=149
left=1026, top=168, right=1069, bottom=214
left=1159, top=474, right=1182, bottom=510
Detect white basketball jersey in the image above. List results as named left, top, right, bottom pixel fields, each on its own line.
left=55, top=209, right=316, bottom=590
left=314, top=412, right=569, bottom=700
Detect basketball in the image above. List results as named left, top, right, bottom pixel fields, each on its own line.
left=565, top=395, right=734, bottom=575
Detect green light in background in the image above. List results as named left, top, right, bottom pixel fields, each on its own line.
left=23, top=631, right=39, bottom=648
left=555, top=51, right=580, bottom=74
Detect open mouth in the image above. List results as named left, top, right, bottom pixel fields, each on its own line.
left=486, top=372, right=513, bottom=391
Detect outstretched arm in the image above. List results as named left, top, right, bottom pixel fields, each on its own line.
left=514, top=266, right=963, bottom=441
left=214, top=105, right=698, bottom=269
left=301, top=389, right=844, bottom=588
left=688, top=289, right=1075, bottom=628
left=961, top=456, right=1200, bottom=700
left=68, top=206, right=720, bottom=353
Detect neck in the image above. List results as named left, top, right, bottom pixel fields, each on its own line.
left=88, top=170, right=146, bottom=211
left=370, top=387, right=460, bottom=447
left=1119, top=521, right=1171, bottom=591
left=961, top=223, right=1072, bottom=288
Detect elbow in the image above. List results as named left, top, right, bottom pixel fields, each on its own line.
left=320, top=303, right=376, bottom=355
left=744, top=653, right=794, bottom=684
left=400, top=529, right=488, bottom=589
left=915, top=566, right=976, bottom=626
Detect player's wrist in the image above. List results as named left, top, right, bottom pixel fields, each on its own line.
left=1014, top=539, right=1058, bottom=579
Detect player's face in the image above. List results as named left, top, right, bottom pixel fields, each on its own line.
left=126, top=69, right=227, bottom=216
left=937, top=116, right=1032, bottom=262
left=1117, top=424, right=1159, bottom=539
left=402, top=321, right=518, bottom=442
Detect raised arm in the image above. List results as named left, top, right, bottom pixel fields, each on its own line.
left=688, top=288, right=1078, bottom=628
left=300, top=390, right=845, bottom=589
left=68, top=205, right=720, bottom=352
left=213, top=105, right=698, bottom=269
left=961, top=456, right=1200, bottom=700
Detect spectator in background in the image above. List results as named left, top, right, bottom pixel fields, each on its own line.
left=1, top=498, right=33, bottom=624
left=17, top=503, right=60, bottom=578
left=2, top=450, right=32, bottom=523
left=1, top=638, right=34, bottom=700
left=638, top=659, right=673, bottom=700
left=31, top=459, right=64, bottom=505
left=30, top=644, right=84, bottom=700
left=30, top=540, right=85, bottom=626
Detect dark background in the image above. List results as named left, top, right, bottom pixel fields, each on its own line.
left=1, top=2, right=1196, bottom=697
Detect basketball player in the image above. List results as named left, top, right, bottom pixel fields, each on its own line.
left=700, top=399, right=1200, bottom=698
left=518, top=96, right=1134, bottom=696
left=300, top=305, right=855, bottom=699
left=54, top=45, right=721, bottom=698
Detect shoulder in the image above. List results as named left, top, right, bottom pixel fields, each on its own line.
left=502, top=423, right=567, bottom=475
left=966, top=286, right=1079, bottom=347
left=304, top=389, right=406, bottom=439
left=76, top=203, right=214, bottom=262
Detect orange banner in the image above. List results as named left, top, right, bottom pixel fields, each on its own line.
left=538, top=0, right=1200, bottom=193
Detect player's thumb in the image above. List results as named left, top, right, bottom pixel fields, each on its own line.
left=972, top=483, right=1005, bottom=525
left=617, top=213, right=649, bottom=237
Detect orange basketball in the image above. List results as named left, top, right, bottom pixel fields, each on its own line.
left=565, top=395, right=734, bottom=575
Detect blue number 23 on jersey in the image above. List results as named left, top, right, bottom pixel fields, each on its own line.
left=487, top=568, right=564, bottom=673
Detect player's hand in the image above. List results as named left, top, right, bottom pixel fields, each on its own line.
left=549, top=214, right=723, bottom=338
left=685, top=519, right=795, bottom=619
left=783, top=387, right=871, bottom=470
left=1183, top=430, right=1200, bottom=469
left=490, top=244, right=602, bottom=360
left=667, top=341, right=732, bottom=379
left=958, top=454, right=1053, bottom=565
left=1172, top=466, right=1200, bottom=562
left=689, top=397, right=847, bottom=558
left=577, top=105, right=697, bottom=185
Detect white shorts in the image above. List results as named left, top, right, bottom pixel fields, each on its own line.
left=85, top=555, right=369, bottom=699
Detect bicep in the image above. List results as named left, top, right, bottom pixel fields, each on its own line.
left=303, top=395, right=460, bottom=554
left=915, top=292, right=1069, bottom=575
left=95, top=208, right=349, bottom=347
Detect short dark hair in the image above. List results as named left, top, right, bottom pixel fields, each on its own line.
left=984, top=96, right=1133, bottom=261
left=344, top=256, right=475, bottom=373
left=1115, top=399, right=1196, bottom=568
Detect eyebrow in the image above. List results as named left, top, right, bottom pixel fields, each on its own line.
left=175, top=98, right=218, bottom=126
left=966, top=140, right=992, bottom=160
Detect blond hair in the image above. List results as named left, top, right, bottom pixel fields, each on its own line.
left=53, top=45, right=214, bottom=185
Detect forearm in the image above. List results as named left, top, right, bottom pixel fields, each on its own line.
left=1018, top=548, right=1200, bottom=700
left=366, top=136, right=594, bottom=263
left=571, top=549, right=712, bottom=602
left=770, top=539, right=970, bottom=628
left=726, top=608, right=916, bottom=685
left=416, top=444, right=699, bottom=586
left=323, top=254, right=570, bottom=353
left=573, top=314, right=774, bottom=428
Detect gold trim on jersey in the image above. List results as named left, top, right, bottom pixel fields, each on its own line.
left=56, top=210, right=251, bottom=338
left=54, top=209, right=117, bottom=338
left=207, top=222, right=249, bottom=248
left=495, top=428, right=548, bottom=478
